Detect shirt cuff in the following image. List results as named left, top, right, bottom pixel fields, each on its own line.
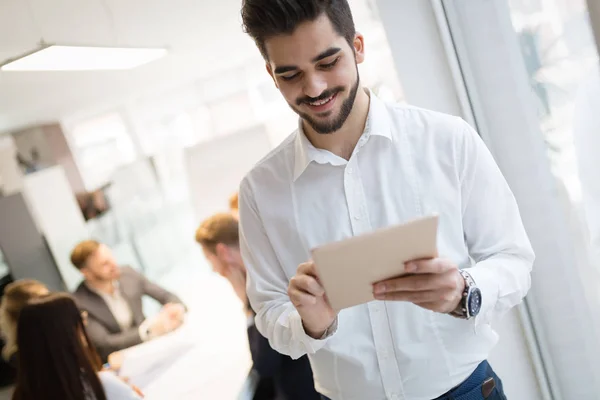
left=465, top=265, right=499, bottom=328
left=138, top=318, right=153, bottom=342
left=289, top=310, right=337, bottom=355
left=319, top=317, right=339, bottom=339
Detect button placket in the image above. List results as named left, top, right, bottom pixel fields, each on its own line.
left=345, top=151, right=405, bottom=399
left=345, top=160, right=365, bottom=233
left=367, top=301, right=405, bottom=400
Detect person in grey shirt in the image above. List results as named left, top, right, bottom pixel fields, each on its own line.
left=71, top=240, right=186, bottom=362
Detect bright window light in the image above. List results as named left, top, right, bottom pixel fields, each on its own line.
left=0, top=45, right=168, bottom=71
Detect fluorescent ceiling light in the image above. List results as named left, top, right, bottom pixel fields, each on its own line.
left=0, top=45, right=168, bottom=71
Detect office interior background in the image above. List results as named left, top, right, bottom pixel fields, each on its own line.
left=0, top=0, right=599, bottom=398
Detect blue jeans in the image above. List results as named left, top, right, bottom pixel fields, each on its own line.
left=321, top=360, right=507, bottom=400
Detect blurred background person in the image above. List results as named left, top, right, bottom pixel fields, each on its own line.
left=70, top=240, right=186, bottom=362
left=12, top=293, right=142, bottom=400
left=195, top=213, right=320, bottom=400
left=0, top=280, right=49, bottom=367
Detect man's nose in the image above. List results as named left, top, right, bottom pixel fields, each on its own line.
left=302, top=73, right=328, bottom=100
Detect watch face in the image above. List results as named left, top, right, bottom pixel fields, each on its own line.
left=468, top=288, right=482, bottom=317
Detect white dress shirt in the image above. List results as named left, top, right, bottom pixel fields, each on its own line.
left=91, top=283, right=134, bottom=332
left=238, top=91, right=534, bottom=400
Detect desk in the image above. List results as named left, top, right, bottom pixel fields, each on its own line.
left=119, top=274, right=253, bottom=399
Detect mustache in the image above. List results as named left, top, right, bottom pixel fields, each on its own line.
left=296, top=87, right=344, bottom=106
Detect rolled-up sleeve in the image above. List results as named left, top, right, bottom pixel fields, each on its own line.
left=456, top=120, right=535, bottom=327
left=238, top=178, right=333, bottom=359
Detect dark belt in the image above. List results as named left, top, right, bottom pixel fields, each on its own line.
left=433, top=361, right=497, bottom=400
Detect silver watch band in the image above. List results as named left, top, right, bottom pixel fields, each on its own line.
left=451, top=269, right=476, bottom=319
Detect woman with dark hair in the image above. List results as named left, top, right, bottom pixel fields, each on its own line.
left=0, top=279, right=49, bottom=367
left=12, top=293, right=142, bottom=400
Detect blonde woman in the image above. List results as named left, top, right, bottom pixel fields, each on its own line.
left=0, top=280, right=49, bottom=366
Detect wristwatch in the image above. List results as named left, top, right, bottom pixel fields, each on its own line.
left=450, top=269, right=482, bottom=320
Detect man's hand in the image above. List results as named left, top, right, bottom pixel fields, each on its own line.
left=150, top=304, right=185, bottom=337
left=373, top=258, right=465, bottom=314
left=288, top=261, right=337, bottom=339
left=162, top=303, right=185, bottom=321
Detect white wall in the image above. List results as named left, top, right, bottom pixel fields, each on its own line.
left=22, top=166, right=87, bottom=291
left=0, top=135, right=23, bottom=195
left=184, top=125, right=272, bottom=221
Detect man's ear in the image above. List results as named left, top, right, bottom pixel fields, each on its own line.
left=353, top=32, right=365, bottom=64
left=215, top=243, right=230, bottom=262
left=79, top=267, right=90, bottom=279
left=266, top=63, right=279, bottom=89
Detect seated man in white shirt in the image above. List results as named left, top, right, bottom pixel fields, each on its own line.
left=238, top=1, right=535, bottom=399
left=71, top=240, right=186, bottom=362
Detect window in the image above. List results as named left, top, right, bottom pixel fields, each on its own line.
left=510, top=0, right=598, bottom=201
left=70, top=112, right=137, bottom=190
left=441, top=0, right=600, bottom=396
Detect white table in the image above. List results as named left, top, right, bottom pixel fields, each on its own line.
left=119, top=274, right=253, bottom=400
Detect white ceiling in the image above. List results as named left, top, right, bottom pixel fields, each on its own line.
left=0, top=0, right=259, bottom=133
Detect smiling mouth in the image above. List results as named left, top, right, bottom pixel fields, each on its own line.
left=307, top=93, right=335, bottom=106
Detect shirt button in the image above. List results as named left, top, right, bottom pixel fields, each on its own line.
left=378, top=350, right=389, bottom=359
left=390, top=393, right=399, bottom=400
left=353, top=215, right=361, bottom=220
left=347, top=167, right=353, bottom=174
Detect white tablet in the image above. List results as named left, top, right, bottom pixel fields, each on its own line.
left=311, top=215, right=439, bottom=312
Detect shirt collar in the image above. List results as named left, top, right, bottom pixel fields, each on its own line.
left=293, top=89, right=393, bottom=181
left=86, top=281, right=120, bottom=298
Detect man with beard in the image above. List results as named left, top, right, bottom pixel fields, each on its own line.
left=71, top=240, right=186, bottom=361
left=238, top=1, right=534, bottom=399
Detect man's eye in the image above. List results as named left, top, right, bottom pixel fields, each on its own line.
left=321, top=58, right=340, bottom=69
left=280, top=73, right=300, bottom=82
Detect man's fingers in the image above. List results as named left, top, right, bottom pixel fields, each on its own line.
left=374, top=274, right=446, bottom=294
left=374, top=270, right=460, bottom=294
left=373, top=290, right=444, bottom=303
left=297, top=261, right=319, bottom=278
left=288, top=288, right=318, bottom=307
left=406, top=258, right=455, bottom=275
left=289, top=270, right=326, bottom=307
left=290, top=274, right=325, bottom=296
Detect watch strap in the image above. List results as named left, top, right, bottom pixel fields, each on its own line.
left=450, top=269, right=476, bottom=319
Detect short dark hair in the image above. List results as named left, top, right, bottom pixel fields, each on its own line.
left=241, top=0, right=356, bottom=59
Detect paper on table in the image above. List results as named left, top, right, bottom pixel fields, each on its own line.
left=311, top=215, right=439, bottom=312
left=118, top=322, right=196, bottom=389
